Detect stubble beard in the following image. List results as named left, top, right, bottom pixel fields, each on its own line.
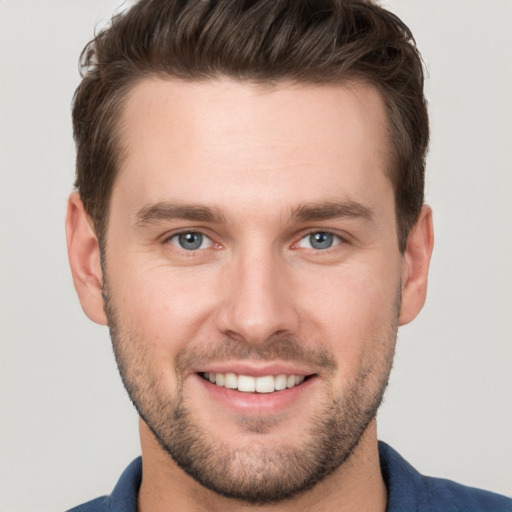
left=103, top=283, right=398, bottom=505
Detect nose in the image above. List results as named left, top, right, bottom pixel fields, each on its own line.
left=215, top=246, right=299, bottom=345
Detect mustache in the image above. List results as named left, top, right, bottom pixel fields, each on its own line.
left=174, top=334, right=338, bottom=375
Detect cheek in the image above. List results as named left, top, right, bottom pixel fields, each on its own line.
left=106, top=266, right=218, bottom=395
left=301, top=257, right=400, bottom=320
left=108, top=261, right=219, bottom=350
left=296, top=261, right=400, bottom=371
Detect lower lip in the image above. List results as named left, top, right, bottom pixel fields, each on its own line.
left=194, top=374, right=318, bottom=415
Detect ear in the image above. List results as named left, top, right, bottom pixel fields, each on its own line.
left=65, top=192, right=108, bottom=325
left=398, top=205, right=434, bottom=326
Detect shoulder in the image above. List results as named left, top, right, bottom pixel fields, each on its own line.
left=65, top=457, right=142, bottom=512
left=66, top=496, right=109, bottom=512
left=421, top=475, right=512, bottom=512
left=379, top=441, right=512, bottom=512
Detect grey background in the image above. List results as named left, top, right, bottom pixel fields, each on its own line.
left=1, top=1, right=511, bottom=510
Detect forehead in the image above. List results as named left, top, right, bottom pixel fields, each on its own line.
left=114, top=78, right=392, bottom=218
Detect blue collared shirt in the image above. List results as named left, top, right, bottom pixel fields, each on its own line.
left=67, top=442, right=512, bottom=511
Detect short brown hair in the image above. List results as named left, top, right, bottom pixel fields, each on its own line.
left=73, top=0, right=429, bottom=251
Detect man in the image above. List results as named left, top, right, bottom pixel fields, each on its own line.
left=64, top=0, right=511, bottom=511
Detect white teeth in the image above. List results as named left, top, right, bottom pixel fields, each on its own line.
left=202, top=372, right=307, bottom=393
left=224, top=372, right=238, bottom=389
left=275, top=374, right=287, bottom=391
left=237, top=375, right=256, bottom=392
left=255, top=375, right=275, bottom=393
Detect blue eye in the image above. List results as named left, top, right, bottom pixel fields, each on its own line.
left=298, top=232, right=341, bottom=250
left=169, top=232, right=211, bottom=251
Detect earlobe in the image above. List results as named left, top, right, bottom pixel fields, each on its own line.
left=65, top=192, right=108, bottom=325
left=398, top=205, right=434, bottom=326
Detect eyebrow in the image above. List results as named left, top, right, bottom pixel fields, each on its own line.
left=135, top=199, right=374, bottom=227
left=135, top=202, right=226, bottom=225
left=291, top=200, right=374, bottom=223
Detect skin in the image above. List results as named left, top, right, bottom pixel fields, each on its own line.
left=66, top=78, right=434, bottom=512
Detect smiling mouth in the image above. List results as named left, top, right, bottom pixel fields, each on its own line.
left=200, top=372, right=312, bottom=393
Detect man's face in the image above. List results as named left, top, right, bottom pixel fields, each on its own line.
left=101, top=79, right=404, bottom=503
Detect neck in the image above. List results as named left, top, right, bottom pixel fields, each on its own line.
left=137, top=419, right=387, bottom=512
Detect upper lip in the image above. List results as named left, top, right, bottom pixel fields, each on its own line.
left=192, top=362, right=317, bottom=377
